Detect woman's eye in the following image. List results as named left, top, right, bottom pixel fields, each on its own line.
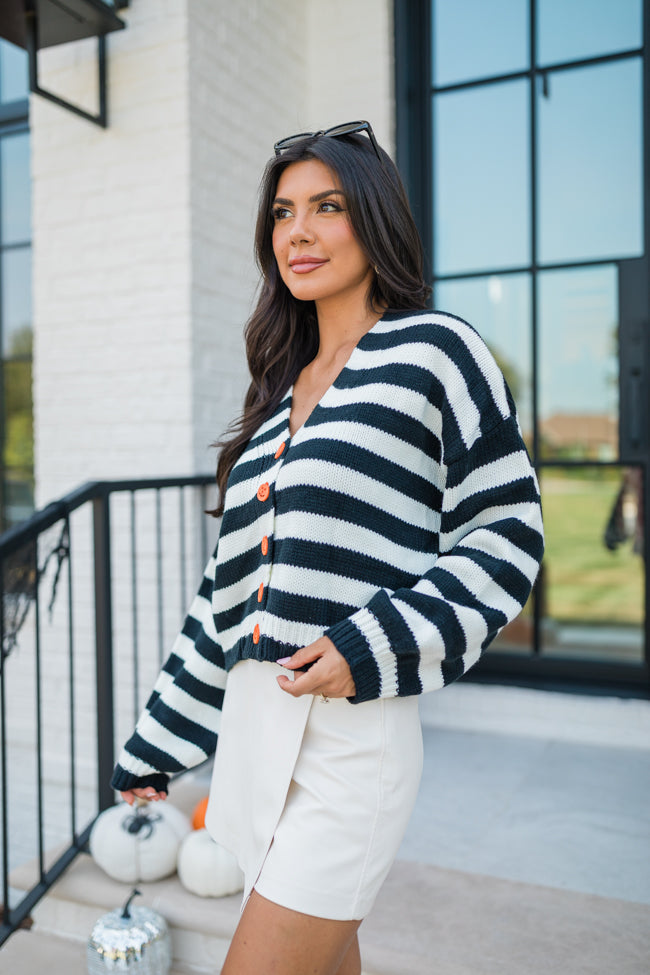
left=272, top=206, right=291, bottom=221
left=319, top=200, right=342, bottom=213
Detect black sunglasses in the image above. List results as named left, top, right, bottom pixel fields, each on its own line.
left=273, top=120, right=382, bottom=164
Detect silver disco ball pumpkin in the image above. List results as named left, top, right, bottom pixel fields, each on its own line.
left=87, top=889, right=171, bottom=973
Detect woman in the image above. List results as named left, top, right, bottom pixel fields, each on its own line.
left=112, top=121, right=544, bottom=975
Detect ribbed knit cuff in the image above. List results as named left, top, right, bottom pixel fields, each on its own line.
left=110, top=764, right=169, bottom=795
left=325, top=617, right=381, bottom=703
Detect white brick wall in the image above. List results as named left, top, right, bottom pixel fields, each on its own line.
left=32, top=0, right=195, bottom=504
left=186, top=0, right=309, bottom=471
left=305, top=0, right=394, bottom=154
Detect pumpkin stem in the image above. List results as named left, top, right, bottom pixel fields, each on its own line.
left=121, top=887, right=142, bottom=919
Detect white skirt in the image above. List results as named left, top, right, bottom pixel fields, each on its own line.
left=204, top=659, right=423, bottom=921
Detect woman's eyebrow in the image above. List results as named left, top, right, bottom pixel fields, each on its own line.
left=272, top=189, right=346, bottom=206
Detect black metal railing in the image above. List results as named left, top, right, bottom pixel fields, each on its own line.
left=0, top=475, right=216, bottom=945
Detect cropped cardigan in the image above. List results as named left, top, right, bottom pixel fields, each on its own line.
left=112, top=309, right=544, bottom=794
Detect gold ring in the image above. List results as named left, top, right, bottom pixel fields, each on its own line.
left=320, top=693, right=329, bottom=703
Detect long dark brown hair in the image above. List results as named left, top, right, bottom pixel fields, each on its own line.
left=212, top=130, right=431, bottom=515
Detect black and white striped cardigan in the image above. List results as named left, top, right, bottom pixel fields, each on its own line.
left=112, top=310, right=544, bottom=794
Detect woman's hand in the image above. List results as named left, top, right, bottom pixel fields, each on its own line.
left=120, top=787, right=167, bottom=806
left=276, top=636, right=356, bottom=699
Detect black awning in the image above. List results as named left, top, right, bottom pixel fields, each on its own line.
left=0, top=0, right=126, bottom=51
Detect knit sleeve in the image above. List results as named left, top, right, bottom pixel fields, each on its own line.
left=325, top=414, right=544, bottom=702
left=110, top=546, right=227, bottom=794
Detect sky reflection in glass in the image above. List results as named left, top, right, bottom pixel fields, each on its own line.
left=537, top=0, right=642, bottom=65
left=538, top=266, right=618, bottom=459
left=434, top=81, right=530, bottom=275
left=538, top=59, right=643, bottom=264
left=2, top=247, right=32, bottom=360
left=433, top=0, right=529, bottom=86
left=0, top=40, right=28, bottom=104
left=1, top=133, right=31, bottom=246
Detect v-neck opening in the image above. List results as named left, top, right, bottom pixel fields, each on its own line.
left=287, top=311, right=386, bottom=441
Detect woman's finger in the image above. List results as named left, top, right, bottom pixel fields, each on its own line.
left=277, top=637, right=328, bottom=671
left=120, top=788, right=166, bottom=805
left=277, top=642, right=355, bottom=698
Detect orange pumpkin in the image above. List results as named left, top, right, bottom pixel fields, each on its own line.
left=192, top=796, right=209, bottom=830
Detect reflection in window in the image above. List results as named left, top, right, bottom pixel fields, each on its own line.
left=3, top=358, right=34, bottom=513
left=540, top=466, right=644, bottom=664
left=0, top=40, right=28, bottom=104
left=435, top=274, right=532, bottom=444
left=1, top=132, right=32, bottom=245
left=433, top=81, right=530, bottom=275
left=538, top=59, right=643, bottom=265
left=539, top=266, right=618, bottom=462
left=2, top=247, right=32, bottom=357
left=432, top=0, right=528, bottom=87
left=0, top=109, right=32, bottom=527
left=537, top=0, right=642, bottom=66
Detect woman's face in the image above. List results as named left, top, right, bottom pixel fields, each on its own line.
left=271, top=158, right=373, bottom=310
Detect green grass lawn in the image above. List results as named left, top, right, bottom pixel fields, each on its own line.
left=541, top=472, right=644, bottom=625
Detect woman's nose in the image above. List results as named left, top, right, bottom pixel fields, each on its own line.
left=289, top=212, right=315, bottom=244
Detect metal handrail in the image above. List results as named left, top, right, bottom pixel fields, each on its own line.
left=0, top=476, right=214, bottom=557
left=0, top=474, right=215, bottom=945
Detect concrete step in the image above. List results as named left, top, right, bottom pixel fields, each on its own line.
left=7, top=851, right=240, bottom=974
left=0, top=927, right=203, bottom=975
left=4, top=767, right=235, bottom=974
left=4, top=760, right=650, bottom=975
left=5, top=850, right=650, bottom=975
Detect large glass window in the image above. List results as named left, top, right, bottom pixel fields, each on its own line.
left=403, top=0, right=649, bottom=685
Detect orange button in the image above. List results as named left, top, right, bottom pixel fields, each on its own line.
left=257, top=582, right=264, bottom=603
left=253, top=623, right=260, bottom=644
left=257, top=482, right=270, bottom=502
left=274, top=441, right=286, bottom=459
left=261, top=535, right=269, bottom=556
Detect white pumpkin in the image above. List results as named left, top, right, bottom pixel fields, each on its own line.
left=90, top=800, right=191, bottom=883
left=177, top=829, right=244, bottom=898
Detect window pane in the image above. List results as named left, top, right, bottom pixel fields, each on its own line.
left=3, top=475, right=34, bottom=527
left=538, top=60, right=643, bottom=265
left=433, top=81, right=530, bottom=275
left=3, top=359, right=33, bottom=477
left=540, top=466, right=644, bottom=664
left=2, top=247, right=32, bottom=357
left=537, top=0, right=642, bottom=65
left=539, top=266, right=618, bottom=461
left=435, top=274, right=532, bottom=444
left=432, top=0, right=529, bottom=86
left=1, top=132, right=31, bottom=245
left=3, top=355, right=34, bottom=527
left=0, top=40, right=28, bottom=104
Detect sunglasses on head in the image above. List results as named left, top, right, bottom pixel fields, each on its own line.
left=273, top=120, right=382, bottom=164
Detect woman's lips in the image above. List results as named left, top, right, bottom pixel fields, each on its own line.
left=289, top=258, right=328, bottom=273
